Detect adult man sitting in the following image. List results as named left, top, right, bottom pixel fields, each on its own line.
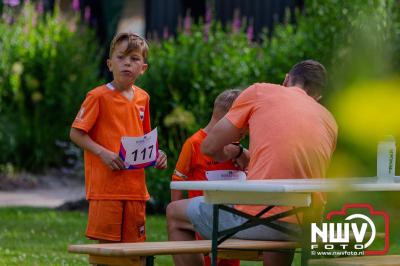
left=167, top=60, right=338, bottom=266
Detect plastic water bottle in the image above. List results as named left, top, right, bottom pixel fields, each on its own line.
left=377, top=135, right=396, bottom=182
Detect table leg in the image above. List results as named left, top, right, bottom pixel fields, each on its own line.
left=212, top=204, right=220, bottom=266
left=146, top=255, right=154, bottom=266
left=301, top=206, right=314, bottom=266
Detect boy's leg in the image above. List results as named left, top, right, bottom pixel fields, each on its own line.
left=86, top=200, right=124, bottom=242
left=218, top=259, right=240, bottom=266
left=166, top=198, right=204, bottom=266
left=263, top=251, right=295, bottom=266
left=122, top=201, right=146, bottom=242
left=196, top=234, right=240, bottom=266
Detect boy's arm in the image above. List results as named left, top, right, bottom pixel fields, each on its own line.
left=70, top=128, right=125, bottom=170
left=171, top=189, right=183, bottom=202
left=171, top=140, right=193, bottom=201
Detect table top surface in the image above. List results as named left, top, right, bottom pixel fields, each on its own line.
left=170, top=177, right=400, bottom=193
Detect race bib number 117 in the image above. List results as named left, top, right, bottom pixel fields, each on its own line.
left=119, top=128, right=158, bottom=169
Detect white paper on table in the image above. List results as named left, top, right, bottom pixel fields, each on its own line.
left=205, top=170, right=246, bottom=181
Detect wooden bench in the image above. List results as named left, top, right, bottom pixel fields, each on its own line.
left=309, top=255, right=400, bottom=266
left=68, top=239, right=300, bottom=266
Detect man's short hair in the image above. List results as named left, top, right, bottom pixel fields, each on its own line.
left=288, top=60, right=327, bottom=99
left=109, top=32, right=149, bottom=61
left=213, top=89, right=242, bottom=116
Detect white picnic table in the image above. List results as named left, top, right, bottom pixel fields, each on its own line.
left=170, top=177, right=400, bottom=266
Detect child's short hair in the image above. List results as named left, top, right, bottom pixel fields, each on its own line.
left=288, top=60, right=327, bottom=99
left=109, top=32, right=149, bottom=61
left=213, top=89, right=242, bottom=116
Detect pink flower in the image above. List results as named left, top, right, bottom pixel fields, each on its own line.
left=203, top=6, right=212, bottom=41
left=84, top=6, right=91, bottom=22
left=247, top=24, right=254, bottom=42
left=232, top=9, right=241, bottom=33
left=205, top=7, right=212, bottom=24
left=163, top=27, right=169, bottom=39
left=184, top=10, right=191, bottom=35
left=3, top=0, right=20, bottom=7
left=72, top=0, right=79, bottom=11
left=203, top=24, right=210, bottom=41
left=36, top=1, right=44, bottom=14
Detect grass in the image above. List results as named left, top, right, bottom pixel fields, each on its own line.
left=0, top=192, right=398, bottom=266
left=0, top=207, right=263, bottom=266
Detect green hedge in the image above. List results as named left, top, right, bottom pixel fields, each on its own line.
left=0, top=2, right=102, bottom=171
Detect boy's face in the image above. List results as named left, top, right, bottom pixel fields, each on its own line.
left=107, top=40, right=148, bottom=87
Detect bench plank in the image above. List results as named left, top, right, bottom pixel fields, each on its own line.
left=68, top=239, right=300, bottom=257
left=309, top=255, right=400, bottom=266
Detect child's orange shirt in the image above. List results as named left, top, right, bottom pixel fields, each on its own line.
left=72, top=83, right=151, bottom=201
left=172, top=129, right=241, bottom=198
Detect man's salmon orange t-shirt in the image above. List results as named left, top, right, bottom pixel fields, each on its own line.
left=225, top=83, right=338, bottom=223
left=72, top=83, right=151, bottom=201
left=172, top=129, right=240, bottom=198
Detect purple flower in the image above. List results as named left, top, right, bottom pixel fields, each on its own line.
left=232, top=9, right=241, bottom=33
left=163, top=27, right=169, bottom=39
left=247, top=24, right=254, bottom=42
left=203, top=6, right=212, bottom=41
left=2, top=13, right=14, bottom=24
left=72, top=0, right=80, bottom=11
left=203, top=24, right=210, bottom=41
left=184, top=11, right=191, bottom=35
left=31, top=12, right=37, bottom=26
left=84, top=6, right=91, bottom=22
left=36, top=1, right=44, bottom=14
left=205, top=7, right=212, bottom=24
left=3, top=0, right=20, bottom=7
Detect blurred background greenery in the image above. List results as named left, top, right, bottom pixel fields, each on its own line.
left=0, top=0, right=400, bottom=209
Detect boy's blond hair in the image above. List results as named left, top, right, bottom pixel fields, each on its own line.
left=109, top=32, right=149, bottom=61
left=213, top=89, right=242, bottom=118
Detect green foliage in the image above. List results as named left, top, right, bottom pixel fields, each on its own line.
left=138, top=23, right=263, bottom=205
left=0, top=2, right=102, bottom=171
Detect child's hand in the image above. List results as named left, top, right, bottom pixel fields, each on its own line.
left=98, top=149, right=126, bottom=171
left=155, top=150, right=167, bottom=169
left=233, top=149, right=250, bottom=171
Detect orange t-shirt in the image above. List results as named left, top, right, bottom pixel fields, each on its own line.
left=172, top=129, right=241, bottom=198
left=225, top=83, right=338, bottom=223
left=72, top=83, right=151, bottom=201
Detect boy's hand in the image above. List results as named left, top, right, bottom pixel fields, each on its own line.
left=233, top=149, right=250, bottom=171
left=223, top=144, right=242, bottom=160
left=155, top=150, right=167, bottom=169
left=98, top=149, right=126, bottom=171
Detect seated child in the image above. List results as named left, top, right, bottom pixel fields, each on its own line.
left=171, top=89, right=244, bottom=266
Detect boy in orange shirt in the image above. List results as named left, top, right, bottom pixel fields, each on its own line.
left=170, top=89, right=245, bottom=266
left=70, top=32, right=167, bottom=243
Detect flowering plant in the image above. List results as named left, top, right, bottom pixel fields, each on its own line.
left=0, top=0, right=101, bottom=171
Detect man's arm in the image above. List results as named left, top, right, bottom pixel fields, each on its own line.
left=201, top=118, right=245, bottom=162
left=70, top=127, right=125, bottom=170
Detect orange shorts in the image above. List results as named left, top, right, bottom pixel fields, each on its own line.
left=86, top=200, right=146, bottom=242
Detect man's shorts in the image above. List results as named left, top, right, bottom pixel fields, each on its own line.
left=187, top=196, right=301, bottom=241
left=86, top=200, right=146, bottom=242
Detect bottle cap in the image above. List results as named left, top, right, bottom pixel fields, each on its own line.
left=379, top=135, right=396, bottom=143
